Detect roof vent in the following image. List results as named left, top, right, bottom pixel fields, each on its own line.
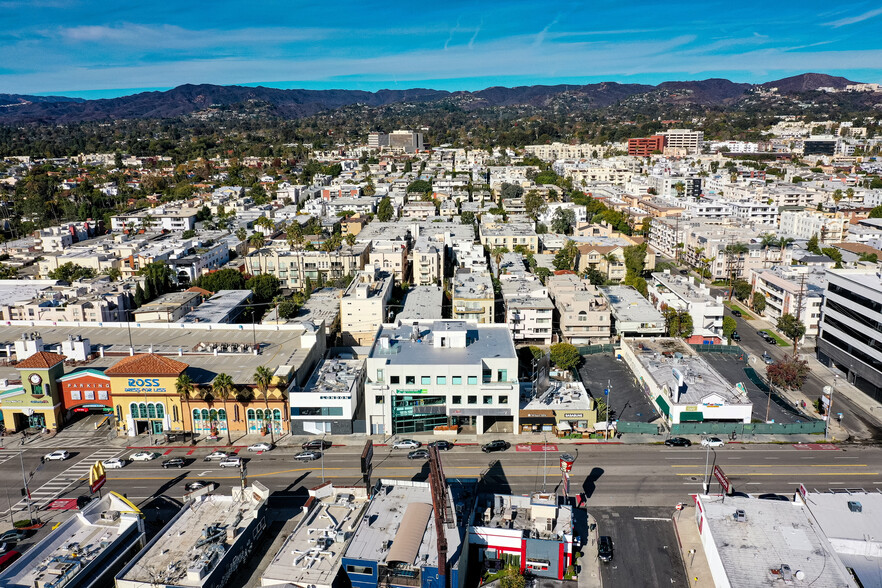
left=733, top=509, right=747, bottom=522
left=848, top=501, right=863, bottom=513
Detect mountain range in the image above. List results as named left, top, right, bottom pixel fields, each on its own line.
left=0, top=73, right=859, bottom=125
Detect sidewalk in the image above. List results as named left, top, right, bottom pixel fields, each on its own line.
left=672, top=505, right=714, bottom=588
left=577, top=511, right=602, bottom=588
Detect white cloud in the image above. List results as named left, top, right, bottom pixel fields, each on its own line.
left=56, top=23, right=333, bottom=48
left=824, top=7, right=882, bottom=28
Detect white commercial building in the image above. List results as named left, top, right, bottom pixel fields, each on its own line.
left=289, top=356, right=365, bottom=436
left=340, top=265, right=394, bottom=345
left=364, top=320, right=519, bottom=436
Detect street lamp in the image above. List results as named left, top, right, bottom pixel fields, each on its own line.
left=824, top=375, right=838, bottom=440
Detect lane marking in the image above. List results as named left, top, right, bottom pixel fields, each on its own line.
left=670, top=464, right=867, bottom=468
left=676, top=472, right=877, bottom=477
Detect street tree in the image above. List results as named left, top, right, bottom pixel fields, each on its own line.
left=550, top=343, right=581, bottom=370
left=722, top=315, right=737, bottom=342
left=766, top=357, right=811, bottom=390
left=777, top=313, right=806, bottom=353
left=752, top=292, right=766, bottom=314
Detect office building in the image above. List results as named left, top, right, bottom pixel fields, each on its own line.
left=452, top=270, right=495, bottom=324
left=290, top=356, right=365, bottom=435
left=661, top=129, right=703, bottom=155
left=340, top=266, right=394, bottom=345
left=627, top=135, right=666, bottom=157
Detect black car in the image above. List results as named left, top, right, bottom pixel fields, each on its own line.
left=0, top=530, right=27, bottom=544
left=731, top=309, right=742, bottom=317
left=765, top=336, right=777, bottom=345
left=731, top=331, right=741, bottom=342
left=162, top=458, right=185, bottom=469
left=302, top=439, right=333, bottom=451
left=428, top=440, right=454, bottom=450
left=664, top=437, right=692, bottom=447
left=481, top=440, right=510, bottom=453
left=407, top=449, right=430, bottom=460
left=598, top=536, right=614, bottom=563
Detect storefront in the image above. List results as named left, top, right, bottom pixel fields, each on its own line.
left=105, top=354, right=187, bottom=437
left=554, top=410, right=596, bottom=434
left=0, top=352, right=66, bottom=432
left=519, top=409, right=556, bottom=434
left=58, top=369, right=113, bottom=419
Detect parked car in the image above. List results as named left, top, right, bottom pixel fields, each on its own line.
left=302, top=439, right=332, bottom=451
left=481, top=440, right=510, bottom=453
left=247, top=442, right=273, bottom=452
left=0, top=530, right=27, bottom=544
left=598, top=536, right=614, bottom=563
left=758, top=330, right=770, bottom=339
left=731, top=331, right=741, bottom=342
left=428, top=440, right=454, bottom=450
left=162, top=458, right=185, bottom=469
left=219, top=457, right=242, bottom=468
left=407, top=449, right=430, bottom=460
left=43, top=450, right=70, bottom=461
left=0, top=550, right=20, bottom=572
left=664, top=437, right=692, bottom=447
left=102, top=458, right=127, bottom=469
left=701, top=437, right=725, bottom=448
left=765, top=336, right=777, bottom=345
left=294, top=451, right=321, bottom=462
left=731, top=309, right=742, bottom=318
left=762, top=352, right=774, bottom=365
left=130, top=451, right=159, bottom=462
left=392, top=439, right=421, bottom=449
left=203, top=451, right=230, bottom=462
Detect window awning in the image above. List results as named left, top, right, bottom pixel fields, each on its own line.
left=656, top=395, right=670, bottom=417
left=679, top=411, right=704, bottom=422
left=557, top=421, right=572, bottom=431
left=520, top=417, right=556, bottom=425
left=386, top=502, right=433, bottom=566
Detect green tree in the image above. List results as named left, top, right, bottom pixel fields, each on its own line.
left=377, top=197, right=394, bottom=221
left=253, top=365, right=276, bottom=443
left=752, top=292, right=766, bottom=314
left=236, top=227, right=248, bottom=242
left=623, top=243, right=647, bottom=281
left=500, top=183, right=524, bottom=200
left=732, top=280, right=752, bottom=302
left=777, top=313, right=806, bottom=352
left=806, top=234, right=822, bottom=254
left=552, top=240, right=578, bottom=271
left=195, top=268, right=247, bottom=292
left=722, top=315, right=737, bottom=342
left=535, top=266, right=552, bottom=283
left=248, top=232, right=266, bottom=250
left=499, top=567, right=526, bottom=588
left=766, top=357, right=811, bottom=390
left=175, top=374, right=195, bottom=435
left=550, top=343, right=581, bottom=370
left=0, top=264, right=17, bottom=279
left=859, top=252, right=878, bottom=263
left=663, top=308, right=694, bottom=337
left=551, top=208, right=576, bottom=234
left=406, top=179, right=432, bottom=194
left=247, top=274, right=281, bottom=303
left=211, top=373, right=235, bottom=445
left=821, top=247, right=843, bottom=269
left=524, top=190, right=547, bottom=220
left=47, top=262, right=96, bottom=282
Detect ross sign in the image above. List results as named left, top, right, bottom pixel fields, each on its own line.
left=123, top=378, right=168, bottom=394
left=89, top=462, right=106, bottom=494
left=713, top=465, right=731, bottom=494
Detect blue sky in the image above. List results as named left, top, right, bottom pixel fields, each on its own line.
left=3, top=0, right=882, bottom=98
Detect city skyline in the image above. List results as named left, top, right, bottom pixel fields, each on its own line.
left=3, top=0, right=882, bottom=98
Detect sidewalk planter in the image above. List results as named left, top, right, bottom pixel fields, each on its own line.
left=433, top=425, right=459, bottom=436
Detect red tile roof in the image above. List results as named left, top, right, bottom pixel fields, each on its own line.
left=16, top=351, right=66, bottom=369
left=105, top=354, right=188, bottom=377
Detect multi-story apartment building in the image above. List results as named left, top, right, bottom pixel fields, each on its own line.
left=575, top=244, right=627, bottom=281
left=340, top=265, right=394, bottom=345
left=537, top=202, right=588, bottom=228
left=546, top=273, right=611, bottom=344
left=110, top=206, right=199, bottom=232
left=817, top=269, right=882, bottom=401
left=599, top=286, right=666, bottom=337
left=779, top=210, right=849, bottom=243
left=524, top=142, right=599, bottom=161
left=38, top=248, right=120, bottom=278
left=244, top=244, right=369, bottom=290
left=661, top=129, right=704, bottom=155
left=369, top=240, right=409, bottom=283
left=648, top=271, right=724, bottom=338
left=452, top=270, right=495, bottom=323
left=749, top=267, right=825, bottom=338
left=479, top=221, right=539, bottom=253
left=499, top=275, right=554, bottom=345
left=364, top=320, right=519, bottom=435
left=412, top=236, right=443, bottom=286
left=628, top=135, right=666, bottom=156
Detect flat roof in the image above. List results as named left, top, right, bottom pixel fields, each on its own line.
left=650, top=272, right=721, bottom=304
left=474, top=492, right=573, bottom=540
left=398, top=286, right=444, bottom=321
left=0, top=279, right=56, bottom=305
left=699, top=495, right=857, bottom=588
left=118, top=486, right=268, bottom=588
left=370, top=320, right=516, bottom=366
left=522, top=380, right=593, bottom=411
left=298, top=357, right=363, bottom=397
left=599, top=286, right=665, bottom=326
left=453, top=271, right=493, bottom=299
left=178, top=289, right=252, bottom=323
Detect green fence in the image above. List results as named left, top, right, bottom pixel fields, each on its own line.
left=617, top=421, right=659, bottom=434
left=576, top=344, right=616, bottom=355
left=689, top=344, right=744, bottom=356
left=670, top=420, right=825, bottom=436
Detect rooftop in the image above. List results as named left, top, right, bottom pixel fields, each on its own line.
left=650, top=271, right=722, bottom=304
left=297, top=357, right=363, bottom=397
left=598, top=286, right=665, bottom=328
left=370, top=320, right=516, bottom=366
left=453, top=270, right=494, bottom=299
left=398, top=286, right=444, bottom=322
left=473, top=492, right=573, bottom=541
left=699, top=495, right=857, bottom=588
left=0, top=279, right=57, bottom=306
left=522, top=380, right=593, bottom=411
left=178, top=290, right=252, bottom=324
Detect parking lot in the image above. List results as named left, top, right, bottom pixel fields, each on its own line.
left=579, top=353, right=659, bottom=423
left=592, top=506, right=688, bottom=587
left=699, top=352, right=809, bottom=424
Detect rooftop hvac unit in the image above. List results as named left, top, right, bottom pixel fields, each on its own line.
left=848, top=501, right=863, bottom=513
left=733, top=509, right=747, bottom=522
left=100, top=510, right=121, bottom=522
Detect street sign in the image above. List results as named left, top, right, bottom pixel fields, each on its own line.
left=603, top=389, right=609, bottom=396
left=361, top=440, right=373, bottom=475
left=713, top=465, right=731, bottom=494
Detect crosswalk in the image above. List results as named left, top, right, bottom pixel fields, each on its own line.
left=0, top=448, right=124, bottom=517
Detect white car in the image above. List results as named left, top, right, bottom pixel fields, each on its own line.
left=701, top=437, right=725, bottom=448
left=44, top=450, right=70, bottom=461
left=392, top=439, right=421, bottom=449
left=102, top=458, right=126, bottom=469
left=247, top=443, right=273, bottom=452
left=204, top=451, right=231, bottom=462
left=219, top=457, right=243, bottom=468
left=130, top=451, right=159, bottom=462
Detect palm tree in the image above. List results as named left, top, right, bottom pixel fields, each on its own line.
left=253, top=365, right=275, bottom=443
left=776, top=237, right=794, bottom=265
left=286, top=222, right=303, bottom=248
left=760, top=233, right=777, bottom=250
left=248, top=232, right=266, bottom=251
left=236, top=227, right=247, bottom=242
left=345, top=233, right=356, bottom=247
left=724, top=242, right=749, bottom=300
left=211, top=373, right=235, bottom=445
left=175, top=374, right=195, bottom=436
left=255, top=215, right=275, bottom=233
left=602, top=253, right=619, bottom=279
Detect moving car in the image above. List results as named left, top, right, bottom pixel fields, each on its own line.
left=392, top=439, right=421, bottom=449
left=302, top=439, right=332, bottom=451
left=294, top=451, right=321, bottom=461
left=102, top=458, right=127, bottom=469
left=43, top=450, right=70, bottom=461
left=428, top=440, right=454, bottom=450
left=0, top=550, right=20, bottom=572
left=731, top=309, right=742, bottom=317
left=162, top=458, right=185, bottom=469
left=247, top=442, right=273, bottom=452
left=598, top=536, right=614, bottom=563
left=203, top=451, right=230, bottom=461
left=664, top=437, right=692, bottom=447
left=0, top=530, right=27, bottom=544
left=185, top=481, right=211, bottom=492
left=407, top=449, right=430, bottom=460
left=130, top=451, right=159, bottom=462
left=219, top=457, right=242, bottom=468
left=701, top=437, right=725, bottom=448
left=481, top=440, right=510, bottom=453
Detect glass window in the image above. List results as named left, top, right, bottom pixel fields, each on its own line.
left=497, top=369, right=507, bottom=382
left=483, top=395, right=493, bottom=405
left=421, top=376, right=431, bottom=385
left=71, top=390, right=81, bottom=400
left=218, top=409, right=227, bottom=421
left=436, top=376, right=446, bottom=385
left=452, top=395, right=462, bottom=405
left=375, top=395, right=385, bottom=404
left=273, top=409, right=281, bottom=421
left=468, top=395, right=477, bottom=404
left=139, top=403, right=148, bottom=419
left=390, top=376, right=400, bottom=384
left=482, top=368, right=491, bottom=383
left=452, top=376, right=462, bottom=385
left=210, top=409, right=218, bottom=421
left=377, top=369, right=384, bottom=382
left=201, top=409, right=210, bottom=421
left=147, top=404, right=157, bottom=418
left=406, top=376, right=416, bottom=385
left=131, top=403, right=139, bottom=418
left=156, top=404, right=164, bottom=418
left=247, top=409, right=255, bottom=420
left=256, top=409, right=264, bottom=420
left=499, top=395, right=509, bottom=404
left=468, top=376, right=478, bottom=385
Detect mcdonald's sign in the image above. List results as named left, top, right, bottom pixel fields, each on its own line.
left=89, top=461, right=106, bottom=494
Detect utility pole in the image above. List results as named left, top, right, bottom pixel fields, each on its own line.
left=793, top=272, right=807, bottom=357
left=19, top=450, right=32, bottom=523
